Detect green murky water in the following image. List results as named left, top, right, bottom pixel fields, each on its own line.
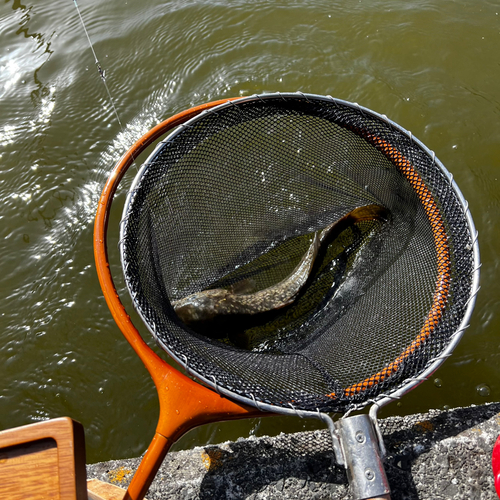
left=0, top=0, right=499, bottom=463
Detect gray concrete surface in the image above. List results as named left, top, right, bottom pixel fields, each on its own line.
left=87, top=402, right=500, bottom=499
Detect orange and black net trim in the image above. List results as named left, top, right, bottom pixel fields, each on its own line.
left=331, top=133, right=452, bottom=399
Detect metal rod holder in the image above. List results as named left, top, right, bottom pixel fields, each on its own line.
left=335, top=414, right=390, bottom=500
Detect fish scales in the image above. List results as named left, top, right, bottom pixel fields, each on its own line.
left=172, top=204, right=388, bottom=326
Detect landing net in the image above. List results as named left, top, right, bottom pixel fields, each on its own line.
left=120, top=93, right=479, bottom=413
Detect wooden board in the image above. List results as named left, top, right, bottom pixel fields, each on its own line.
left=0, top=417, right=87, bottom=500
left=87, top=479, right=129, bottom=500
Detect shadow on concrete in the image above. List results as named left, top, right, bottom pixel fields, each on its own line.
left=197, top=403, right=500, bottom=499
left=198, top=430, right=348, bottom=499
left=381, top=403, right=500, bottom=500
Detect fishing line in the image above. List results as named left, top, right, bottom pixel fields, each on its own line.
left=72, top=0, right=124, bottom=130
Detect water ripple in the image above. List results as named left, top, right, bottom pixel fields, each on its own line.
left=0, top=0, right=498, bottom=463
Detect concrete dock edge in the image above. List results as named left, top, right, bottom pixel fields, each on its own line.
left=86, top=402, right=500, bottom=499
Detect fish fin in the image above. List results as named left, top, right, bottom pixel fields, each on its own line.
left=229, top=278, right=257, bottom=295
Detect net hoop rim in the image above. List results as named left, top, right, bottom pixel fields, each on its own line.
left=116, top=92, right=480, bottom=414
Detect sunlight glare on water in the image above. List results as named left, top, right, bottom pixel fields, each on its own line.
left=0, top=0, right=499, bottom=463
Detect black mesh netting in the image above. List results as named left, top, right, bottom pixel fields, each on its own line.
left=120, top=94, right=475, bottom=413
